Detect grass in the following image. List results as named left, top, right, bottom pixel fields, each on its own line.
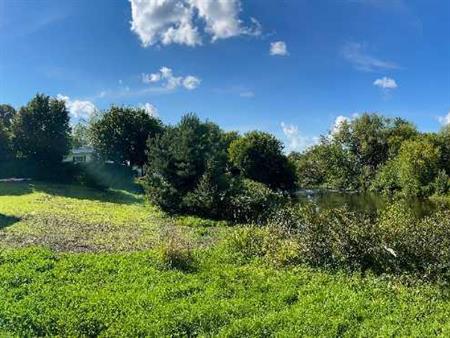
left=0, top=182, right=224, bottom=252
left=0, top=181, right=450, bottom=336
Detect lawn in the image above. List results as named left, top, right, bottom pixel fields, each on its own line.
left=0, top=181, right=449, bottom=336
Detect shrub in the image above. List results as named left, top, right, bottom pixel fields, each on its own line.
left=433, top=170, right=450, bottom=195
left=225, top=178, right=285, bottom=224
left=228, top=202, right=450, bottom=281
left=156, top=228, right=195, bottom=272
left=379, top=202, right=450, bottom=279
left=224, top=226, right=301, bottom=266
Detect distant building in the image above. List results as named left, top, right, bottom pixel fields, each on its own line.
left=63, top=147, right=95, bottom=164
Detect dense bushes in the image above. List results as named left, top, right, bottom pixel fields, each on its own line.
left=144, top=114, right=291, bottom=222
left=225, top=202, right=450, bottom=281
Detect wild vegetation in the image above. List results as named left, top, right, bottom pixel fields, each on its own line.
left=1, top=182, right=450, bottom=336
left=1, top=94, right=450, bottom=335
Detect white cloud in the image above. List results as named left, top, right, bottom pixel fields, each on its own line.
left=270, top=41, right=288, bottom=56
left=373, top=76, right=398, bottom=89
left=438, top=112, right=450, bottom=126
left=341, top=42, right=398, bottom=72
left=183, top=75, right=201, bottom=90
left=142, top=66, right=200, bottom=91
left=129, top=0, right=261, bottom=47
left=57, top=94, right=97, bottom=121
left=331, top=115, right=351, bottom=135
left=281, top=122, right=318, bottom=152
left=142, top=103, right=159, bottom=117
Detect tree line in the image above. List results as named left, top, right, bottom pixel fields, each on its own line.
left=1, top=94, right=449, bottom=221
left=291, top=114, right=450, bottom=197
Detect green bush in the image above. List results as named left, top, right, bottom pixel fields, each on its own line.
left=379, top=202, right=450, bottom=279
left=225, top=178, right=285, bottom=224
left=156, top=228, right=195, bottom=272
left=224, top=226, right=301, bottom=266
left=228, top=202, right=450, bottom=281
left=433, top=170, right=450, bottom=195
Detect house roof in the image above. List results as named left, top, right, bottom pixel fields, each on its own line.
left=71, top=147, right=94, bottom=155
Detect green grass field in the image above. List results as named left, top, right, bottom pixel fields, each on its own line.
left=1, top=181, right=450, bottom=336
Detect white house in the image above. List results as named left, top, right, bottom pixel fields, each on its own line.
left=63, top=147, right=95, bottom=164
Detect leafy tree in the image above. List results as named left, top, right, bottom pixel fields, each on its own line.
left=385, top=118, right=418, bottom=159
left=145, top=114, right=229, bottom=213
left=333, top=113, right=389, bottom=177
left=228, top=131, right=295, bottom=190
left=0, top=121, right=11, bottom=161
left=0, top=104, right=16, bottom=128
left=393, top=138, right=441, bottom=196
left=90, top=106, right=163, bottom=167
left=11, top=94, right=71, bottom=164
left=71, top=123, right=91, bottom=148
left=294, top=140, right=360, bottom=190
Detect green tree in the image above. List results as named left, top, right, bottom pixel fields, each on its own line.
left=145, top=114, right=229, bottom=213
left=0, top=121, right=11, bottom=161
left=228, top=131, right=295, bottom=190
left=294, top=140, right=359, bottom=190
left=71, top=123, right=91, bottom=148
left=395, top=138, right=441, bottom=196
left=385, top=118, right=418, bottom=159
left=0, top=104, right=16, bottom=128
left=90, top=106, right=163, bottom=167
left=11, top=94, right=71, bottom=164
left=333, top=113, right=389, bottom=175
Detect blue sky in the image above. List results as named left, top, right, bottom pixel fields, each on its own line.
left=0, top=0, right=449, bottom=151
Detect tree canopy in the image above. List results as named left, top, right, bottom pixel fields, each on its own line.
left=228, top=131, right=295, bottom=190
left=90, top=106, right=163, bottom=167
left=11, top=94, right=71, bottom=164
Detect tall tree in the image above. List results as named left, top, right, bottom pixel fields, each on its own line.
left=228, top=131, right=295, bottom=190
left=11, top=94, right=71, bottom=164
left=0, top=121, right=11, bottom=161
left=0, top=104, right=16, bottom=128
left=145, top=114, right=228, bottom=212
left=90, top=106, right=163, bottom=167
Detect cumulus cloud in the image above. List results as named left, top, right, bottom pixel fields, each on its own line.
left=341, top=42, right=398, bottom=72
left=143, top=66, right=201, bottom=91
left=281, top=122, right=318, bottom=152
left=270, top=41, right=288, bottom=56
left=57, top=94, right=97, bottom=121
left=438, top=112, right=450, bottom=126
left=373, top=76, right=398, bottom=89
left=142, top=103, right=159, bottom=117
left=129, top=0, right=261, bottom=47
left=331, top=115, right=350, bottom=135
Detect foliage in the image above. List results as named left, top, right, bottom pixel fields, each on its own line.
left=156, top=227, right=195, bottom=271
left=294, top=140, right=360, bottom=190
left=230, top=201, right=450, bottom=281
left=0, top=121, right=11, bottom=162
left=0, top=104, right=16, bottom=128
left=11, top=94, right=71, bottom=164
left=90, top=106, right=163, bottom=167
left=228, top=131, right=295, bottom=190
left=71, top=122, right=91, bottom=148
left=292, top=113, right=443, bottom=196
left=145, top=114, right=228, bottom=213
left=224, top=178, right=285, bottom=223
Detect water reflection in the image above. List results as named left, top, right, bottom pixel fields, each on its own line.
left=295, top=190, right=447, bottom=218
